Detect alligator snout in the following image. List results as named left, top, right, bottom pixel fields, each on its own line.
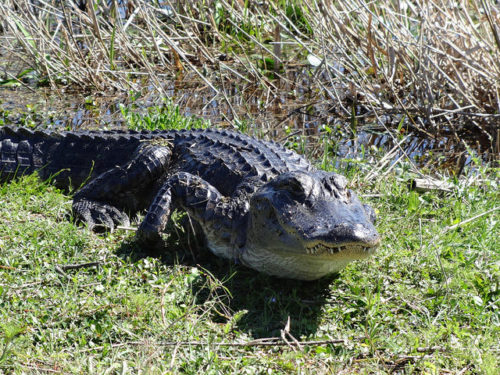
left=342, top=222, right=381, bottom=247
left=309, top=222, right=381, bottom=248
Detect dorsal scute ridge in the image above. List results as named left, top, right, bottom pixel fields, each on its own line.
left=1, top=126, right=313, bottom=186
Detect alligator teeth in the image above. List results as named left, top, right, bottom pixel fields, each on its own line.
left=306, top=244, right=377, bottom=255
left=306, top=244, right=347, bottom=255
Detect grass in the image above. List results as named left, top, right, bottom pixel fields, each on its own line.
left=119, top=99, right=209, bottom=131
left=0, top=116, right=498, bottom=373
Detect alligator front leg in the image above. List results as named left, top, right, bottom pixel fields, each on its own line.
left=73, top=144, right=172, bottom=231
left=136, top=172, right=226, bottom=247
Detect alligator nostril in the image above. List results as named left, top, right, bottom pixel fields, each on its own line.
left=349, top=223, right=380, bottom=247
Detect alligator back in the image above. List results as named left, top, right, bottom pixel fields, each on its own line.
left=0, top=126, right=313, bottom=192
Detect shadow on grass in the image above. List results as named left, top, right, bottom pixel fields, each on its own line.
left=203, top=266, right=336, bottom=339
left=116, top=228, right=335, bottom=339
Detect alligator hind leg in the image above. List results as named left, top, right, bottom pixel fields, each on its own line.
left=72, top=144, right=172, bottom=231
left=136, top=172, right=227, bottom=252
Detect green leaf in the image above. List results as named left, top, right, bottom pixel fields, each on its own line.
left=0, top=79, right=21, bottom=87
left=408, top=191, right=419, bottom=212
left=14, top=19, right=37, bottom=51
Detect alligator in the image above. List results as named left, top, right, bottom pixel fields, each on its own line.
left=0, top=126, right=380, bottom=280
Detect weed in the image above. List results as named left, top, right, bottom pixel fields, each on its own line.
left=120, top=99, right=209, bottom=131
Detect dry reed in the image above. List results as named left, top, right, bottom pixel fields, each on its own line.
left=0, top=0, right=498, bottom=148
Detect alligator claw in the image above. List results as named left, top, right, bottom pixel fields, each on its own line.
left=73, top=199, right=130, bottom=232
left=135, top=220, right=163, bottom=248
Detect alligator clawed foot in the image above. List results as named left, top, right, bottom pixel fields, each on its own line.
left=72, top=198, right=130, bottom=232
left=135, top=224, right=165, bottom=256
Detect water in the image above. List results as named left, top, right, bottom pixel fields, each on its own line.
left=0, top=59, right=496, bottom=175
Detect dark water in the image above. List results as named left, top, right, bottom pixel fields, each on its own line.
left=0, top=77, right=496, bottom=175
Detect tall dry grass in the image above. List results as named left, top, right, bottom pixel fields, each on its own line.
left=0, top=0, right=498, bottom=145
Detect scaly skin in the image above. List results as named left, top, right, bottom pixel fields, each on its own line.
left=0, top=126, right=380, bottom=280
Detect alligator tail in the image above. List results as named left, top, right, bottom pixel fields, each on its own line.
left=0, top=126, right=141, bottom=189
left=0, top=126, right=54, bottom=183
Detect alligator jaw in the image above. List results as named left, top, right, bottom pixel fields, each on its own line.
left=240, top=243, right=370, bottom=280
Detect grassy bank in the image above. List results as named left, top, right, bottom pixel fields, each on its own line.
left=0, top=119, right=498, bottom=373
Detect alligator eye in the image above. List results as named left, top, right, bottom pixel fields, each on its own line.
left=276, top=177, right=306, bottom=199
left=324, top=173, right=347, bottom=191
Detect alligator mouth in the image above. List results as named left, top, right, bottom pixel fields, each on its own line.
left=305, top=242, right=377, bottom=257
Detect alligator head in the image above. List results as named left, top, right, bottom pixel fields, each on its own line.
left=242, top=171, right=380, bottom=280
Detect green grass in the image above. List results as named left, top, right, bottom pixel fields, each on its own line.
left=0, top=128, right=499, bottom=373
left=119, top=99, right=209, bottom=131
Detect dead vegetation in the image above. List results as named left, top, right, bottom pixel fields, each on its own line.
left=0, top=0, right=499, bottom=155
